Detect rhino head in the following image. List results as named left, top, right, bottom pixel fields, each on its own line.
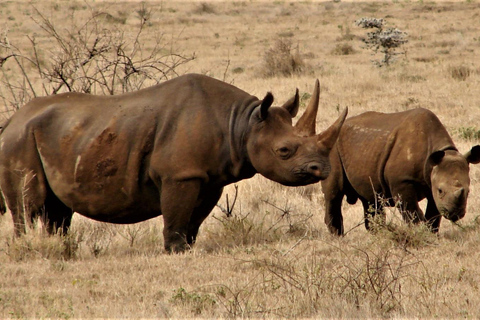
left=244, top=80, right=347, bottom=186
left=428, top=146, right=480, bottom=221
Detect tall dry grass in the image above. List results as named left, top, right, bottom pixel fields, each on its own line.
left=1, top=0, right=480, bottom=318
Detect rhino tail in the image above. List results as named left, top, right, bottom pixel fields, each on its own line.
left=0, top=117, right=11, bottom=133
left=0, top=118, right=11, bottom=215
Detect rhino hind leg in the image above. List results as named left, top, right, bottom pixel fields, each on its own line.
left=1, top=169, right=48, bottom=236
left=0, top=190, right=6, bottom=215
left=39, top=190, right=73, bottom=235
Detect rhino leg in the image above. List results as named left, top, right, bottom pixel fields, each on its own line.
left=391, top=184, right=426, bottom=224
left=11, top=205, right=28, bottom=236
left=187, top=187, right=223, bottom=246
left=39, top=191, right=73, bottom=235
left=324, top=193, right=345, bottom=235
left=321, top=149, right=346, bottom=235
left=425, top=199, right=441, bottom=233
left=0, top=190, right=6, bottom=215
left=160, top=178, right=203, bottom=253
left=1, top=169, right=47, bottom=236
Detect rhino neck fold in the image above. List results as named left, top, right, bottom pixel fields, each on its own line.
left=228, top=99, right=259, bottom=181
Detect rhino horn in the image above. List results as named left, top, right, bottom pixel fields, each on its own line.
left=454, top=187, right=465, bottom=200
left=317, top=107, right=348, bottom=151
left=295, top=79, right=320, bottom=136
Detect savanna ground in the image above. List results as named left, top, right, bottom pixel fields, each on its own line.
left=1, top=0, right=480, bottom=318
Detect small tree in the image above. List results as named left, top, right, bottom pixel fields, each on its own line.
left=356, top=17, right=408, bottom=67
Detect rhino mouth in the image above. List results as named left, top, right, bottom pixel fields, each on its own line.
left=289, top=169, right=323, bottom=185
left=440, top=208, right=466, bottom=222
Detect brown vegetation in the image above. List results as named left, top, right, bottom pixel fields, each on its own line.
left=1, top=0, right=480, bottom=318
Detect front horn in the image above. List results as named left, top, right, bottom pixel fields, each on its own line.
left=295, top=79, right=320, bottom=137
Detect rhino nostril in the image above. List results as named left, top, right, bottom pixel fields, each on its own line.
left=307, top=163, right=322, bottom=177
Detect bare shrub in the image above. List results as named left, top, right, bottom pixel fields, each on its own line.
left=193, top=3, right=217, bottom=15
left=370, top=215, right=436, bottom=250
left=206, top=191, right=315, bottom=252
left=0, top=4, right=195, bottom=115
left=169, top=287, right=217, bottom=316
left=116, top=224, right=147, bottom=248
left=449, top=65, right=472, bottom=81
left=332, top=244, right=418, bottom=316
left=5, top=232, right=71, bottom=262
left=209, top=210, right=275, bottom=249
left=61, top=228, right=84, bottom=260
left=331, top=43, right=356, bottom=55
left=413, top=56, right=437, bottom=63
left=262, top=39, right=307, bottom=77
left=195, top=240, right=420, bottom=318
left=85, top=223, right=114, bottom=258
left=364, top=195, right=436, bottom=250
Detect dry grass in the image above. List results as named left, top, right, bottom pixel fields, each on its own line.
left=1, top=0, right=480, bottom=318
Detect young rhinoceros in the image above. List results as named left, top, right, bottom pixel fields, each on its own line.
left=321, top=108, right=480, bottom=235
left=0, top=74, right=347, bottom=253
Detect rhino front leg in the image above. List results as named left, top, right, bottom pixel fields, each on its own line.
left=322, top=149, right=346, bottom=235
left=324, top=192, right=345, bottom=235
left=391, top=184, right=426, bottom=224
left=187, top=187, right=223, bottom=246
left=425, top=199, right=442, bottom=233
left=160, top=178, right=203, bottom=253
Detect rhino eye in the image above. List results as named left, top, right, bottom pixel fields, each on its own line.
left=276, top=147, right=292, bottom=159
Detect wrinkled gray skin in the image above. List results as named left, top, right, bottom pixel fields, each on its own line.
left=0, top=74, right=347, bottom=252
left=321, top=108, right=480, bottom=235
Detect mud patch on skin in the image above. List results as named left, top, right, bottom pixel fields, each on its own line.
left=96, top=158, right=118, bottom=177
left=60, top=134, right=73, bottom=149
left=97, top=129, right=117, bottom=145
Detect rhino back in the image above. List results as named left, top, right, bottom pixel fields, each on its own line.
left=338, top=108, right=455, bottom=202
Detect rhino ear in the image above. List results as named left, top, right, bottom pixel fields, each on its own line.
left=295, top=79, right=320, bottom=136
left=465, top=145, right=480, bottom=164
left=428, top=150, right=445, bottom=166
left=317, top=107, right=348, bottom=151
left=280, top=89, right=299, bottom=118
left=260, top=92, right=274, bottom=120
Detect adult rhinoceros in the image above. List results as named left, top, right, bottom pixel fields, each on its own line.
left=321, top=108, right=480, bottom=235
left=0, top=73, right=347, bottom=252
